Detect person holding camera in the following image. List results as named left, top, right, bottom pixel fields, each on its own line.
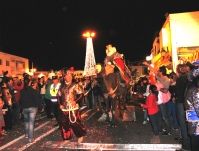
left=185, top=65, right=199, bottom=151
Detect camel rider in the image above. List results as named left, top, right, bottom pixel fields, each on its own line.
left=104, top=44, right=132, bottom=85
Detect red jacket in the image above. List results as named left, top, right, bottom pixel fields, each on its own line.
left=142, top=93, right=159, bottom=115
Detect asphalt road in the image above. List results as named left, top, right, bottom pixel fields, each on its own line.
left=0, top=106, right=182, bottom=151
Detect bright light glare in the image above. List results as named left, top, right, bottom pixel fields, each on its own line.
left=146, top=54, right=152, bottom=61
left=82, top=31, right=95, bottom=38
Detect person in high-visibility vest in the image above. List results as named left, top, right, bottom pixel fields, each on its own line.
left=49, top=75, right=61, bottom=126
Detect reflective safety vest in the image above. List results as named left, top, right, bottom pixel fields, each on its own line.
left=50, top=83, right=61, bottom=102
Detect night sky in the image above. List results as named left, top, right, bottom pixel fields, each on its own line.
left=0, top=0, right=198, bottom=71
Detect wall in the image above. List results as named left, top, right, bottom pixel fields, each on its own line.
left=0, top=51, right=29, bottom=76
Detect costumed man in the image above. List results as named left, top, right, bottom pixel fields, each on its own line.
left=59, top=69, right=86, bottom=143
left=104, top=44, right=132, bottom=86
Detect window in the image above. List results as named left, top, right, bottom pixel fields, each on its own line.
left=6, top=60, right=10, bottom=66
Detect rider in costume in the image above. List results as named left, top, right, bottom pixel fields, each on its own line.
left=59, top=69, right=86, bottom=143
left=104, top=44, right=132, bottom=85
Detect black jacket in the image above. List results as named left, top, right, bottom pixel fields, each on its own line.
left=175, top=74, right=188, bottom=103
left=20, top=86, right=42, bottom=109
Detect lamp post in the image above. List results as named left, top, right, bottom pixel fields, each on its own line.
left=82, top=31, right=96, bottom=77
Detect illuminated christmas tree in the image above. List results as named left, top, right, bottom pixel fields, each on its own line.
left=83, top=31, right=96, bottom=77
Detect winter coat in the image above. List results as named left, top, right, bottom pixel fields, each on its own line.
left=142, top=93, right=159, bottom=115
left=20, top=86, right=42, bottom=109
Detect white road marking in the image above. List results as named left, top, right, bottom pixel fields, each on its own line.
left=35, top=115, right=47, bottom=121
left=18, top=126, right=59, bottom=151
left=18, top=109, right=97, bottom=150
left=1, top=108, right=97, bottom=150
left=79, top=105, right=87, bottom=111
left=81, top=109, right=92, bottom=118
left=0, top=121, right=51, bottom=151
left=86, top=110, right=97, bottom=120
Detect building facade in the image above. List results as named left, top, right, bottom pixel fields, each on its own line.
left=0, top=51, right=29, bottom=77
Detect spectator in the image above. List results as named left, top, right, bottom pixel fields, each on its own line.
left=185, top=66, right=199, bottom=151
left=44, top=78, right=53, bottom=118
left=168, top=72, right=179, bottom=130
left=13, top=78, right=24, bottom=120
left=0, top=89, right=5, bottom=136
left=175, top=64, right=191, bottom=150
left=140, top=85, right=161, bottom=143
left=2, top=87, right=13, bottom=131
left=155, top=66, right=172, bottom=135
left=19, top=77, right=42, bottom=143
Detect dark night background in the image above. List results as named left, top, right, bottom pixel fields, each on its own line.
left=0, top=0, right=198, bottom=71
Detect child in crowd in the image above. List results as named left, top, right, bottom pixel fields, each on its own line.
left=140, top=85, right=161, bottom=136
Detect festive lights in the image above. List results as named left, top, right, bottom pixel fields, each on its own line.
left=82, top=31, right=96, bottom=38
left=82, top=31, right=97, bottom=77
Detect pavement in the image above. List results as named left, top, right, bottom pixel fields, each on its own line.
left=0, top=105, right=182, bottom=151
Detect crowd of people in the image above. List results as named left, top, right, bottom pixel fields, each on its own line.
left=0, top=68, right=91, bottom=143
left=0, top=44, right=133, bottom=144
left=0, top=45, right=199, bottom=151
left=135, top=61, right=199, bottom=151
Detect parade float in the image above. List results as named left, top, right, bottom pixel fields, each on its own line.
left=149, top=11, right=199, bottom=73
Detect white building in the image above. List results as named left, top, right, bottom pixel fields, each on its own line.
left=0, top=51, right=29, bottom=77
